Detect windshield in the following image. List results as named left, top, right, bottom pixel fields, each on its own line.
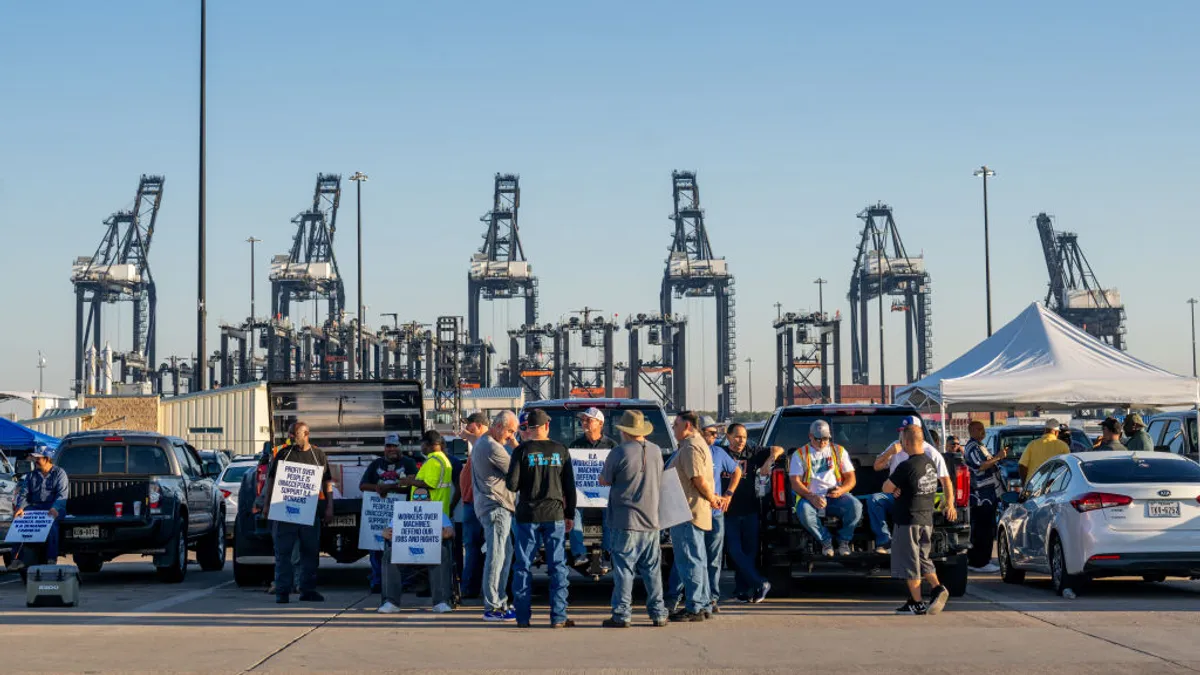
left=992, top=430, right=1045, bottom=460
left=1080, top=457, right=1200, bottom=484
left=766, top=412, right=931, bottom=456
left=533, top=406, right=673, bottom=454
left=57, top=444, right=172, bottom=475
left=220, top=464, right=256, bottom=484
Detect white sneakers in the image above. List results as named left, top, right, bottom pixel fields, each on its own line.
left=377, top=601, right=401, bottom=614
left=431, top=602, right=454, bottom=614
left=836, top=542, right=852, bottom=556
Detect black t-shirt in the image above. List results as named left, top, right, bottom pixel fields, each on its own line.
left=725, top=446, right=769, bottom=517
left=570, top=434, right=617, bottom=450
left=506, top=439, right=577, bottom=523
left=891, top=453, right=938, bottom=527
left=359, top=456, right=419, bottom=489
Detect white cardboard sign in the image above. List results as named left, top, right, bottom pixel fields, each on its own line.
left=4, top=510, right=55, bottom=543
left=390, top=500, right=442, bottom=565
left=569, top=449, right=611, bottom=508
left=658, top=466, right=693, bottom=530
left=268, top=460, right=323, bottom=525
left=357, top=492, right=407, bottom=551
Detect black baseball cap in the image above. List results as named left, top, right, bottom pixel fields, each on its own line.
left=525, top=409, right=551, bottom=428
left=463, top=412, right=489, bottom=426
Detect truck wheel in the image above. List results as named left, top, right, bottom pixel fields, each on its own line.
left=233, top=522, right=273, bottom=587
left=936, top=554, right=969, bottom=597
left=767, top=565, right=793, bottom=598
left=197, top=516, right=226, bottom=572
left=74, top=553, right=104, bottom=574
left=156, top=522, right=189, bottom=583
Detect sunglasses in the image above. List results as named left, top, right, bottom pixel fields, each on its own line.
left=519, top=425, right=529, bottom=431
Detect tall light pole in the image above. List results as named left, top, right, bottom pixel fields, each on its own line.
left=350, top=172, right=368, bottom=379
left=814, top=278, right=827, bottom=317
left=246, top=237, right=260, bottom=379
left=196, top=0, right=208, bottom=390
left=973, top=166, right=996, bottom=337
left=744, top=357, right=753, bottom=413
left=37, top=351, right=46, bottom=393
left=1185, top=296, right=1195, bottom=374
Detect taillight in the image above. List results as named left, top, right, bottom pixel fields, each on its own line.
left=220, top=489, right=232, bottom=500
left=1071, top=492, right=1132, bottom=512
left=771, top=469, right=787, bottom=508
left=148, top=484, right=162, bottom=514
left=954, top=464, right=971, bottom=508
left=1089, top=554, right=1121, bottom=561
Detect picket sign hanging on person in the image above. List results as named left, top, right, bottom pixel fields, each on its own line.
left=391, top=500, right=442, bottom=565
left=358, top=492, right=408, bottom=551
left=569, top=448, right=611, bottom=508
left=268, top=460, right=324, bottom=525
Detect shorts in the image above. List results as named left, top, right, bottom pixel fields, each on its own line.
left=890, top=524, right=934, bottom=580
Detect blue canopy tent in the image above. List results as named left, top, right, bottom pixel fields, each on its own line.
left=0, top=417, right=61, bottom=455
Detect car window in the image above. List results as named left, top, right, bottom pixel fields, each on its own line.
left=57, top=444, right=171, bottom=475
left=1023, top=463, right=1054, bottom=497
left=1146, top=419, right=1167, bottom=446
left=172, top=444, right=198, bottom=478
left=533, top=406, right=673, bottom=454
left=1163, top=421, right=1185, bottom=455
left=998, top=431, right=1044, bottom=461
left=769, top=412, right=931, bottom=455
left=1080, top=457, right=1200, bottom=483
left=220, top=464, right=255, bottom=483
left=1046, top=463, right=1071, bottom=494
left=101, top=446, right=127, bottom=474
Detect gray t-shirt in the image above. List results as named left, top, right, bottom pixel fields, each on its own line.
left=472, top=435, right=516, bottom=517
left=600, top=439, right=663, bottom=532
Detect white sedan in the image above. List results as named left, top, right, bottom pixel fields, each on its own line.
left=217, top=459, right=260, bottom=540
left=998, top=450, right=1200, bottom=595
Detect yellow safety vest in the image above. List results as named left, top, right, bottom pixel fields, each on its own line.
left=797, top=443, right=847, bottom=484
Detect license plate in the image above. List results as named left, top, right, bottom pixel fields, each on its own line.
left=583, top=525, right=603, bottom=537
left=73, top=525, right=101, bottom=539
left=329, top=514, right=356, bottom=528
left=1148, top=500, right=1181, bottom=518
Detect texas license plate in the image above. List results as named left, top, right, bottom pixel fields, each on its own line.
left=583, top=525, right=603, bottom=537
left=329, top=514, right=356, bottom=528
left=73, top=525, right=101, bottom=539
left=1148, top=501, right=1181, bottom=518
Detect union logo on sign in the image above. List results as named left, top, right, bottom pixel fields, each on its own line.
left=408, top=546, right=426, bottom=556
left=286, top=506, right=300, bottom=515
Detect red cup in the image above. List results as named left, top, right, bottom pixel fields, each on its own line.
left=115, top=502, right=124, bottom=518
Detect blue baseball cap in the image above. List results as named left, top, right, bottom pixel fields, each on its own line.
left=518, top=411, right=530, bottom=427
left=898, top=416, right=923, bottom=431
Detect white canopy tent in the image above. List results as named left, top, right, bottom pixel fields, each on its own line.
left=895, top=303, right=1200, bottom=414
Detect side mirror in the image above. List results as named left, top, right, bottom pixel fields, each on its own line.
left=14, top=460, right=33, bottom=475
left=1000, top=491, right=1021, bottom=505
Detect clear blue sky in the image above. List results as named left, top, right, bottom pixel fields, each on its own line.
left=2, top=1, right=1198, bottom=414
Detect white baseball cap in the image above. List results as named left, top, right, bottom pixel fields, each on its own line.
left=578, top=407, right=604, bottom=424
left=810, top=420, right=832, bottom=439
left=384, top=433, right=401, bottom=446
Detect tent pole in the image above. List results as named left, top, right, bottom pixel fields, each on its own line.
left=939, top=382, right=947, bottom=452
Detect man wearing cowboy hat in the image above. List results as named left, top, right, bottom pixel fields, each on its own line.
left=599, top=410, right=667, bottom=628
left=11, top=445, right=69, bottom=570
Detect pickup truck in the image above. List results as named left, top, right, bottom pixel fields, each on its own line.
left=522, top=398, right=677, bottom=580
left=758, top=404, right=972, bottom=597
left=54, top=430, right=226, bottom=582
left=232, top=379, right=425, bottom=587
left=0, top=447, right=16, bottom=567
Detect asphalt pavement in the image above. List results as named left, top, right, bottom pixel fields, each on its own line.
left=3, top=553, right=1200, bottom=674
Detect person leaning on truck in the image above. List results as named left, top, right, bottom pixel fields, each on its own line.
left=257, top=421, right=334, bottom=604
left=789, top=419, right=861, bottom=557
left=1018, top=418, right=1070, bottom=483
left=866, top=417, right=952, bottom=555
left=11, top=445, right=69, bottom=570
left=359, top=433, right=419, bottom=595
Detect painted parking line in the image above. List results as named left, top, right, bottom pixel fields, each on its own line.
left=87, top=580, right=236, bottom=623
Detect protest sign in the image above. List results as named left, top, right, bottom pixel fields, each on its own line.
left=357, top=492, right=407, bottom=551
left=268, top=460, right=322, bottom=525
left=390, top=500, right=442, bottom=565
left=4, top=510, right=55, bottom=543
left=569, top=449, right=611, bottom=508
left=658, top=466, right=692, bottom=529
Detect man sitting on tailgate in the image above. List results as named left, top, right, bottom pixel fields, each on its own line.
left=788, top=420, right=861, bottom=557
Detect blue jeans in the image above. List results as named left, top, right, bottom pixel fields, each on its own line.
left=481, top=507, right=515, bottom=612
left=668, top=512, right=725, bottom=606
left=609, top=529, right=666, bottom=623
left=461, top=506, right=485, bottom=597
left=369, top=550, right=383, bottom=589
left=569, top=508, right=585, bottom=557
left=513, top=520, right=569, bottom=625
left=272, top=521, right=321, bottom=594
left=669, top=521, right=709, bottom=614
left=795, top=494, right=862, bottom=544
left=724, top=513, right=764, bottom=596
left=866, top=492, right=895, bottom=546
left=431, top=538, right=455, bottom=607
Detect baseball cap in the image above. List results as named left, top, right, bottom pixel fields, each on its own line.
left=897, top=416, right=922, bottom=431
left=577, top=407, right=604, bottom=424
left=809, top=420, right=832, bottom=439
left=464, top=412, right=489, bottom=426
left=29, top=446, right=51, bottom=459
left=699, top=415, right=720, bottom=431
left=947, top=435, right=960, bottom=445
left=526, top=409, right=551, bottom=428
left=384, top=433, right=401, bottom=446
left=1101, top=417, right=1121, bottom=434
left=518, top=411, right=530, bottom=428
left=1125, top=412, right=1145, bottom=427
left=1043, top=417, right=1060, bottom=430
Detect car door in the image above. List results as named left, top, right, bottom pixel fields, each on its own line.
left=1025, top=461, right=1069, bottom=572
left=1146, top=419, right=1167, bottom=449
left=185, top=444, right=217, bottom=531
left=1010, top=464, right=1053, bottom=565
left=171, top=442, right=207, bottom=536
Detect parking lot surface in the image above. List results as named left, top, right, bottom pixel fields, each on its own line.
left=3, top=555, right=1200, bottom=674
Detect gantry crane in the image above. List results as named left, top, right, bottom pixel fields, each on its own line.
left=774, top=310, right=842, bottom=406
left=72, top=175, right=165, bottom=395
left=1036, top=212, right=1126, bottom=349
left=660, top=171, right=737, bottom=420
left=848, top=203, right=933, bottom=387
left=468, top=174, right=538, bottom=347
left=626, top=313, right=687, bottom=412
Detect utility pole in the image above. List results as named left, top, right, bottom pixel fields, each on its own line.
left=247, top=237, right=260, bottom=379
left=973, top=166, right=996, bottom=337
left=196, top=0, right=207, bottom=390
left=744, top=357, right=753, bottom=413
left=350, top=171, right=368, bottom=379
left=37, top=351, right=46, bottom=393
left=1190, top=298, right=1198, bottom=377
left=878, top=256, right=886, bottom=404
left=814, top=278, right=827, bottom=317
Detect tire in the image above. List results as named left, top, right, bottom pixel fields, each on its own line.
left=156, top=520, right=189, bottom=583
left=73, top=553, right=104, bottom=574
left=233, top=522, right=273, bottom=587
left=936, top=554, right=969, bottom=597
left=1142, top=573, right=1166, bottom=583
left=767, top=565, right=793, bottom=598
left=1049, top=536, right=1082, bottom=596
left=197, top=515, right=226, bottom=572
left=998, top=529, right=1025, bottom=584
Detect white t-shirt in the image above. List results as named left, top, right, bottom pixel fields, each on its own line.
left=886, top=442, right=949, bottom=479
left=788, top=445, right=855, bottom=497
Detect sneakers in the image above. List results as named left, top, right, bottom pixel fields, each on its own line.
left=652, top=617, right=669, bottom=627
left=299, top=591, right=325, bottom=602
left=516, top=622, right=531, bottom=628
left=821, top=543, right=835, bottom=557
left=275, top=594, right=290, bottom=604
left=482, top=610, right=507, bottom=622
left=752, top=581, right=772, bottom=604
left=895, top=600, right=928, bottom=615
left=431, top=602, right=454, bottom=614
left=927, top=585, right=950, bottom=616
left=501, top=608, right=517, bottom=621
left=709, top=603, right=721, bottom=615
left=551, top=619, right=576, bottom=629
left=836, top=542, right=852, bottom=556
left=970, top=563, right=1001, bottom=573
left=874, top=543, right=890, bottom=555
left=733, top=593, right=751, bottom=603
left=602, top=618, right=630, bottom=628
left=377, top=601, right=401, bottom=614
left=669, top=609, right=706, bottom=622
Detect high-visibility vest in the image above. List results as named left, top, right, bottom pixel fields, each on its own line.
left=796, top=443, right=847, bottom=485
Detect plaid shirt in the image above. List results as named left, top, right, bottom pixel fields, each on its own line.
left=963, top=439, right=1001, bottom=506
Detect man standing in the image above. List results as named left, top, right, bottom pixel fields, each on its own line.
left=699, top=416, right=742, bottom=613
left=506, top=409, right=577, bottom=628
left=359, top=433, right=419, bottom=595
left=667, top=411, right=719, bottom=622
left=790, top=420, right=861, bottom=557
left=867, top=418, right=952, bottom=555
left=1018, top=419, right=1070, bottom=482
left=472, top=411, right=519, bottom=622
left=1122, top=414, right=1154, bottom=451
left=259, top=421, right=334, bottom=604
left=727, top=424, right=778, bottom=603
left=11, top=446, right=68, bottom=570
left=1096, top=417, right=1129, bottom=451
left=599, top=410, right=667, bottom=628
left=568, top=407, right=617, bottom=571
left=884, top=421, right=956, bottom=615
left=962, top=421, right=1005, bottom=573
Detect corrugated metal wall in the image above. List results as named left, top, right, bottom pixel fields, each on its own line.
left=159, top=383, right=269, bottom=458
left=21, top=414, right=88, bottom=438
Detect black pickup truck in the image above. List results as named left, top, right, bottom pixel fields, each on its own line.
left=54, top=430, right=225, bottom=582
left=759, top=404, right=972, bottom=597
